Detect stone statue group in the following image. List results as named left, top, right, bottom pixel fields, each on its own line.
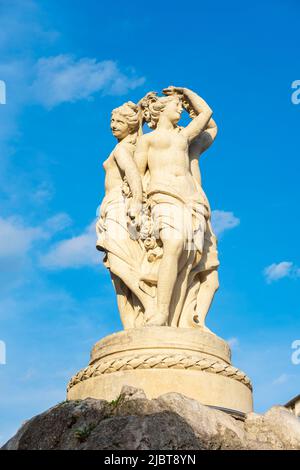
left=96, top=86, right=219, bottom=330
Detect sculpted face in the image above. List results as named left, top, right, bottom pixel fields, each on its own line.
left=162, top=96, right=183, bottom=125
left=111, top=112, right=129, bottom=140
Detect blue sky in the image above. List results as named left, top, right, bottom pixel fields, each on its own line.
left=0, top=0, right=300, bottom=444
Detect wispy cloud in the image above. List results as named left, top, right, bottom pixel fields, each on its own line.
left=40, top=222, right=100, bottom=269
left=272, top=373, right=290, bottom=386
left=0, top=213, right=75, bottom=296
left=211, top=210, right=240, bottom=236
left=227, top=337, right=240, bottom=350
left=0, top=217, right=46, bottom=258
left=44, top=213, right=72, bottom=235
left=0, top=0, right=145, bottom=210
left=263, top=261, right=300, bottom=283
left=0, top=0, right=56, bottom=206
left=31, top=55, right=145, bottom=108
left=0, top=213, right=72, bottom=261
left=30, top=181, right=54, bottom=205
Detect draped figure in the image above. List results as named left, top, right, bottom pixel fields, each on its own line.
left=96, top=87, right=219, bottom=330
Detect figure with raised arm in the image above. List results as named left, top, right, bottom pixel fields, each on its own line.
left=135, top=86, right=214, bottom=326
left=178, top=115, right=220, bottom=329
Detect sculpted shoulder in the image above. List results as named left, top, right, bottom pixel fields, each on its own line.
left=114, top=140, right=135, bottom=154
left=103, top=140, right=134, bottom=171
left=136, top=133, right=151, bottom=145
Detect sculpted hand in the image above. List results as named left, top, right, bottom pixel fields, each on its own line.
left=162, top=86, right=185, bottom=96
left=128, top=200, right=142, bottom=226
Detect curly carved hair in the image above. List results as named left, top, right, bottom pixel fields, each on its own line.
left=112, top=101, right=140, bottom=134
left=139, top=92, right=182, bottom=129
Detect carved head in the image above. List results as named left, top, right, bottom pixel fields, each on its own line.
left=111, top=101, right=140, bottom=140
left=139, top=92, right=183, bottom=129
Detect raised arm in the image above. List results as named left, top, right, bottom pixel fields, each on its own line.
left=201, top=117, right=218, bottom=149
left=189, top=119, right=218, bottom=186
left=189, top=118, right=218, bottom=158
left=163, top=86, right=213, bottom=142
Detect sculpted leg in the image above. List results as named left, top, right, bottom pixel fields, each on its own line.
left=108, top=254, right=152, bottom=315
left=145, top=232, right=184, bottom=326
left=111, top=274, right=137, bottom=329
left=169, top=250, right=195, bottom=327
left=194, top=269, right=219, bottom=328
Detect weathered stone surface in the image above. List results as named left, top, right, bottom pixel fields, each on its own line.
left=2, top=388, right=300, bottom=450
left=68, top=327, right=253, bottom=414
left=244, top=406, right=300, bottom=450
left=2, top=398, right=111, bottom=450
left=156, top=393, right=246, bottom=450
left=96, top=87, right=220, bottom=331
left=119, top=384, right=147, bottom=401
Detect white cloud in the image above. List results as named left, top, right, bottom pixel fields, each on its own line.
left=0, top=217, right=46, bottom=258
left=21, top=368, right=37, bottom=382
left=0, top=2, right=54, bottom=204
left=211, top=210, right=240, bottom=236
left=272, top=373, right=290, bottom=386
left=0, top=213, right=73, bottom=261
left=263, top=261, right=300, bottom=283
left=30, top=182, right=54, bottom=205
left=0, top=0, right=145, bottom=210
left=44, top=213, right=72, bottom=235
left=40, top=222, right=100, bottom=269
left=227, top=337, right=240, bottom=350
left=31, top=55, right=145, bottom=108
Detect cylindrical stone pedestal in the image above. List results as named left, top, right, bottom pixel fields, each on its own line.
left=67, top=327, right=253, bottom=413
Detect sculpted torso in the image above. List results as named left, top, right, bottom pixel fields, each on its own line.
left=103, top=142, right=135, bottom=194
left=96, top=87, right=220, bottom=330
left=144, top=129, right=198, bottom=197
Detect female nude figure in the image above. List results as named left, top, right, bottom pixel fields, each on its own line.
left=96, top=101, right=148, bottom=328
left=135, top=86, right=213, bottom=326
left=178, top=116, right=220, bottom=329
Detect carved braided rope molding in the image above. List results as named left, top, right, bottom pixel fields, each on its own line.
left=68, top=354, right=252, bottom=391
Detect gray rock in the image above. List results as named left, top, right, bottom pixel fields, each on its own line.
left=2, top=386, right=300, bottom=450
left=244, top=406, right=300, bottom=450
left=156, top=392, right=245, bottom=450
left=119, top=385, right=147, bottom=400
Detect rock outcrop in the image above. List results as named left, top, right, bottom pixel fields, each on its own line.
left=2, top=386, right=300, bottom=450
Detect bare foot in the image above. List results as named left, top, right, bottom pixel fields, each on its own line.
left=189, top=315, right=215, bottom=335
left=145, top=312, right=168, bottom=327
left=143, top=309, right=156, bottom=323
left=199, top=324, right=214, bottom=334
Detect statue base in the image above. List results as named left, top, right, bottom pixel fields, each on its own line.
left=67, top=327, right=253, bottom=413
